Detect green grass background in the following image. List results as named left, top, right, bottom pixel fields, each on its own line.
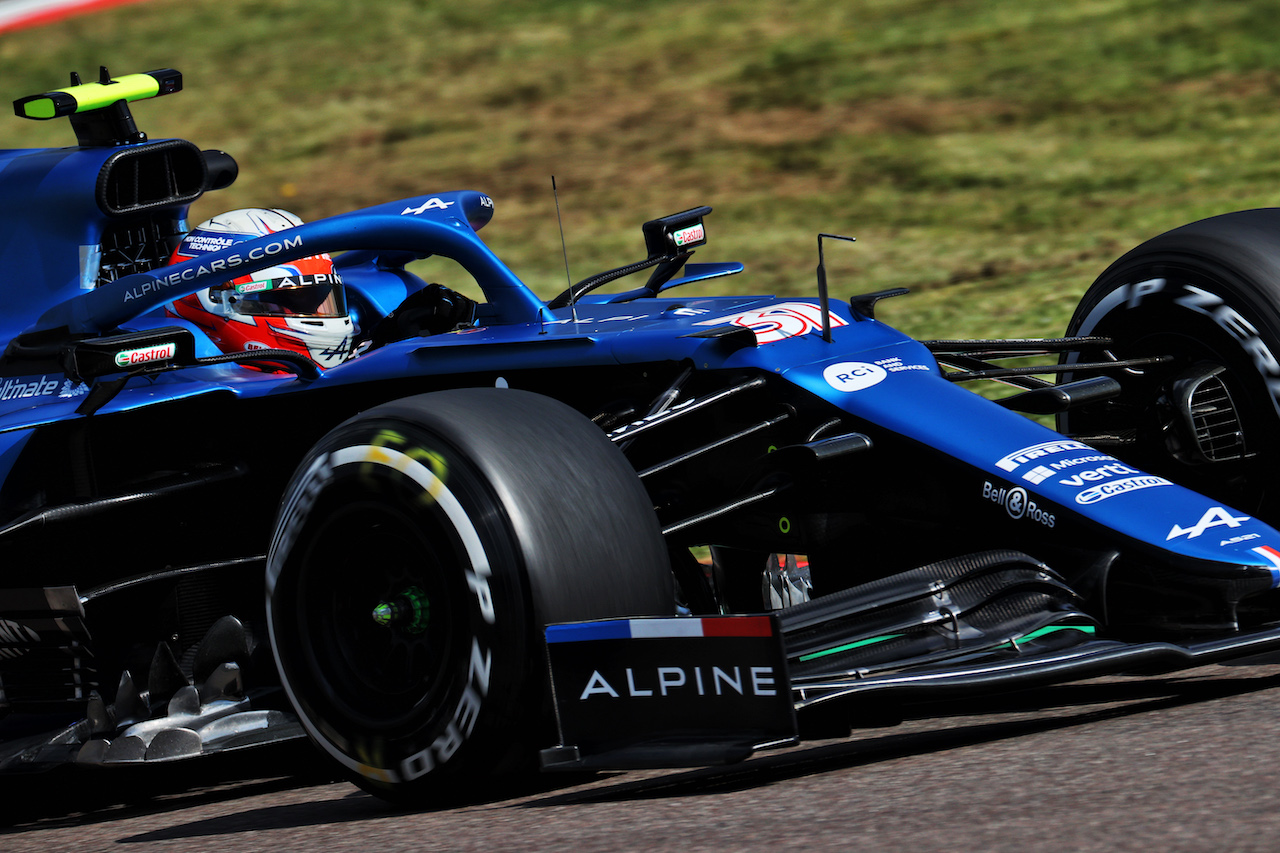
left=3, top=0, right=1279, bottom=341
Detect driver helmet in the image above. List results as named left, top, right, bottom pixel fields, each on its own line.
left=166, top=209, right=356, bottom=369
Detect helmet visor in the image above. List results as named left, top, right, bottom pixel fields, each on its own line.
left=226, top=274, right=347, bottom=317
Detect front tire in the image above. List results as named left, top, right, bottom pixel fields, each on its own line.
left=1062, top=208, right=1280, bottom=521
left=266, top=389, right=671, bottom=803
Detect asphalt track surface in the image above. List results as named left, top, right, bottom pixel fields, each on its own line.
left=5, top=662, right=1280, bottom=852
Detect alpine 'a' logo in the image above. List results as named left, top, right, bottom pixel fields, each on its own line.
left=402, top=197, right=454, bottom=215
left=1167, top=506, right=1251, bottom=541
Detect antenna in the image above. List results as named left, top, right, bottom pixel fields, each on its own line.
left=551, top=176, right=579, bottom=330
left=817, top=233, right=856, bottom=342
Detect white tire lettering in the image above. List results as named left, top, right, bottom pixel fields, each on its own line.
left=456, top=684, right=484, bottom=739
left=432, top=720, right=464, bottom=763
left=1128, top=277, right=1165, bottom=308
left=1086, top=280, right=1280, bottom=418
left=469, top=638, right=492, bottom=696
left=400, top=746, right=436, bottom=781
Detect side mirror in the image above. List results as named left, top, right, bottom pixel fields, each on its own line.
left=642, top=206, right=711, bottom=259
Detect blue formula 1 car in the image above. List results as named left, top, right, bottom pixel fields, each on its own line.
left=5, top=68, right=1280, bottom=805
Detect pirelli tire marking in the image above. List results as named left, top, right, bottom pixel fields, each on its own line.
left=266, top=442, right=495, bottom=786
left=1072, top=276, right=1280, bottom=418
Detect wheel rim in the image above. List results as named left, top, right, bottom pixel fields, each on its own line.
left=289, top=499, right=462, bottom=734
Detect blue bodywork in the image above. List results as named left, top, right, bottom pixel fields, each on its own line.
left=0, top=149, right=1271, bottom=584
left=8, top=72, right=1280, bottom=786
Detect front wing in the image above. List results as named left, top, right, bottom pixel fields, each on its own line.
left=540, top=551, right=1280, bottom=770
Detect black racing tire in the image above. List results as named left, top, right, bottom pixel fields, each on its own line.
left=265, top=388, right=671, bottom=803
left=1061, top=208, right=1280, bottom=521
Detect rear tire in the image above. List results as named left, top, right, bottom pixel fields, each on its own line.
left=266, top=388, right=671, bottom=803
left=1062, top=208, right=1280, bottom=522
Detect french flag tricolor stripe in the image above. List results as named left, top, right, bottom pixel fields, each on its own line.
left=1252, top=545, right=1280, bottom=585
left=546, top=616, right=773, bottom=644
left=1252, top=545, right=1280, bottom=567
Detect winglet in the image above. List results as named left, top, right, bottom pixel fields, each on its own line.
left=14, top=68, right=182, bottom=120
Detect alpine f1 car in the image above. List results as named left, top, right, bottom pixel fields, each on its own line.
left=4, top=68, right=1280, bottom=804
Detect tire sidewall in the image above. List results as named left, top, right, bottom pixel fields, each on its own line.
left=1067, top=212, right=1280, bottom=426
left=1062, top=212, right=1280, bottom=516
left=266, top=417, right=531, bottom=794
left=1071, top=257, right=1280, bottom=412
